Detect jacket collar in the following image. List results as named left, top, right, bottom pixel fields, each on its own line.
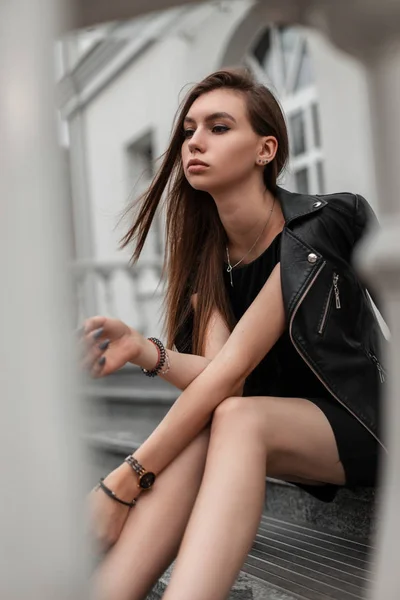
left=276, top=186, right=327, bottom=226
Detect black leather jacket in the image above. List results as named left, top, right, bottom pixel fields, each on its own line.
left=277, top=187, right=387, bottom=452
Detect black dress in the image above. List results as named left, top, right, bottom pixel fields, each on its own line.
left=223, top=231, right=379, bottom=501
left=175, top=232, right=380, bottom=502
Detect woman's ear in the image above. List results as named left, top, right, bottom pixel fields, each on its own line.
left=257, top=135, right=278, bottom=165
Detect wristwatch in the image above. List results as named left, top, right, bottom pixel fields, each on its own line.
left=124, top=455, right=156, bottom=490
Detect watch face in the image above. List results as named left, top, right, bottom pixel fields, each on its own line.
left=140, top=472, right=156, bottom=489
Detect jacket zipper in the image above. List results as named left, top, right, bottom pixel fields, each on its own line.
left=361, top=291, right=387, bottom=382
left=289, top=261, right=386, bottom=452
left=365, top=349, right=387, bottom=384
left=318, top=272, right=341, bottom=335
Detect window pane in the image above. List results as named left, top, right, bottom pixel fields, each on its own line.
left=317, top=161, right=325, bottom=194
left=290, top=111, right=306, bottom=156
left=279, top=26, right=298, bottom=77
left=294, top=42, right=314, bottom=91
left=253, top=29, right=271, bottom=67
left=312, top=103, right=321, bottom=148
left=295, top=168, right=309, bottom=194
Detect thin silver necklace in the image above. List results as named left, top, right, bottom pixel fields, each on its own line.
left=225, top=197, right=276, bottom=287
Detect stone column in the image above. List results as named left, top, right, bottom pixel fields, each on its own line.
left=0, top=1, right=89, bottom=598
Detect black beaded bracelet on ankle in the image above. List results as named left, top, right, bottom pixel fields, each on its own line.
left=141, top=337, right=167, bottom=378
left=95, top=478, right=137, bottom=508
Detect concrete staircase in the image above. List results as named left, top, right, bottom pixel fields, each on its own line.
left=83, top=366, right=377, bottom=600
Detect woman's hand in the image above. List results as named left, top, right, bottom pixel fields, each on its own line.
left=80, top=316, right=146, bottom=378
left=88, top=463, right=139, bottom=551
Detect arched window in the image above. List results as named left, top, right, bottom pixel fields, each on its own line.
left=245, top=25, right=325, bottom=195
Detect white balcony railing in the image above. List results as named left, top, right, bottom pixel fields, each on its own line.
left=71, top=257, right=165, bottom=337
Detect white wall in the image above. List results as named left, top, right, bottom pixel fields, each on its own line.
left=307, top=29, right=379, bottom=211
left=84, top=35, right=185, bottom=261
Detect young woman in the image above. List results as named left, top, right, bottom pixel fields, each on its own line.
left=82, top=69, right=387, bottom=600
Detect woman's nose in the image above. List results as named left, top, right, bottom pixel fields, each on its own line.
left=188, top=130, right=206, bottom=154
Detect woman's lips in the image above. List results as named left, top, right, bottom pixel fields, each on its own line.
left=188, top=164, right=209, bottom=174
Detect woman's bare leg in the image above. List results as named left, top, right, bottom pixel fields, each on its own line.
left=92, top=426, right=211, bottom=600
left=162, top=395, right=346, bottom=600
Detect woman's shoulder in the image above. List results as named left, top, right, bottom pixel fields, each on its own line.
left=278, top=186, right=376, bottom=232
left=313, top=190, right=376, bottom=223
left=285, top=190, right=378, bottom=262
left=315, top=191, right=378, bottom=244
left=317, top=190, right=356, bottom=215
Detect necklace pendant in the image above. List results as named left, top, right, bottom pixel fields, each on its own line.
left=228, top=267, right=234, bottom=287
left=226, top=264, right=234, bottom=286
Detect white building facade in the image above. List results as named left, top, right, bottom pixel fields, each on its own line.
left=57, top=0, right=379, bottom=335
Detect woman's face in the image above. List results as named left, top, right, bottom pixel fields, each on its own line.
left=181, top=88, right=266, bottom=193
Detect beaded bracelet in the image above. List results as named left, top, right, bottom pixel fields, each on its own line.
left=160, top=349, right=171, bottom=375
left=141, top=337, right=168, bottom=377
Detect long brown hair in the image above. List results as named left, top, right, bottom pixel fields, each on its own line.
left=120, top=68, right=289, bottom=355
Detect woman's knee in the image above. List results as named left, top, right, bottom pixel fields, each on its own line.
left=212, top=396, right=262, bottom=432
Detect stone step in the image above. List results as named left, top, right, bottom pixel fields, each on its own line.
left=264, top=479, right=376, bottom=540
left=82, top=367, right=177, bottom=441
left=82, top=364, right=177, bottom=402
left=245, top=515, right=371, bottom=598
left=83, top=369, right=176, bottom=452
left=147, top=516, right=372, bottom=600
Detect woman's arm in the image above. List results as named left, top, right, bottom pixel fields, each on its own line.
left=91, top=300, right=242, bottom=549
left=132, top=295, right=244, bottom=394
left=133, top=263, right=284, bottom=482
left=135, top=343, right=211, bottom=389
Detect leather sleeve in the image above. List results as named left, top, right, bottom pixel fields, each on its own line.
left=354, top=193, right=379, bottom=244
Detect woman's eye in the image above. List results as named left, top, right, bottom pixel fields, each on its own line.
left=183, top=125, right=230, bottom=139
left=212, top=125, right=230, bottom=134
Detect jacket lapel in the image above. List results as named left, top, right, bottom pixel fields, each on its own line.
left=276, top=187, right=326, bottom=322
left=276, top=186, right=327, bottom=226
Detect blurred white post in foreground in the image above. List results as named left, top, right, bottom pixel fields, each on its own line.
left=361, top=40, right=400, bottom=600
left=0, top=0, right=89, bottom=598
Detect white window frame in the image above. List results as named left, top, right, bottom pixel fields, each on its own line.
left=245, top=25, right=325, bottom=195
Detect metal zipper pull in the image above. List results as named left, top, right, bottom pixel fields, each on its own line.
left=333, top=273, right=341, bottom=309
left=368, top=350, right=386, bottom=383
